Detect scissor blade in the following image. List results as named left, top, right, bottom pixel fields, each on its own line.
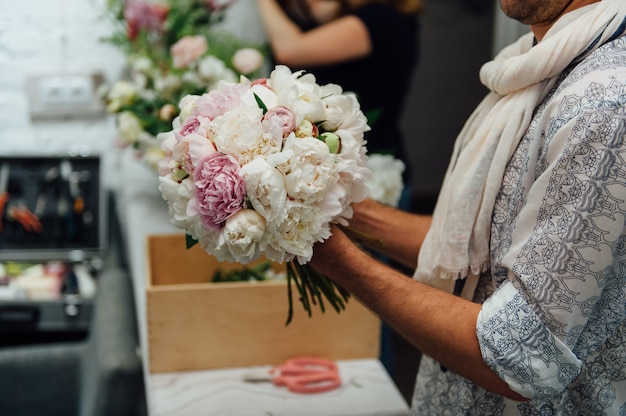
left=241, top=370, right=273, bottom=382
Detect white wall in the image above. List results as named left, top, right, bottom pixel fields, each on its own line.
left=491, top=2, right=529, bottom=56
left=0, top=0, right=265, bottom=187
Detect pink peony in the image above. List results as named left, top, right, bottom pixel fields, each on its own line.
left=194, top=153, right=246, bottom=231
left=170, top=35, right=208, bottom=69
left=194, top=84, right=249, bottom=120
left=263, top=106, right=295, bottom=138
left=180, top=116, right=201, bottom=136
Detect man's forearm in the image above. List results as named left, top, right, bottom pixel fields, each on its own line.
left=347, top=198, right=431, bottom=269
left=310, top=230, right=527, bottom=402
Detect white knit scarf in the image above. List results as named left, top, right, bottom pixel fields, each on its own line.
left=414, top=0, right=626, bottom=299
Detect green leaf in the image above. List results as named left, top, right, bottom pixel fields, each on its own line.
left=186, top=234, right=198, bottom=249
left=254, top=93, right=268, bottom=114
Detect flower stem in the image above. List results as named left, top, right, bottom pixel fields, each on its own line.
left=284, top=260, right=351, bottom=326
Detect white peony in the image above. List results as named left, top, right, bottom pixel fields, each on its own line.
left=279, top=136, right=338, bottom=205
left=158, top=175, right=195, bottom=229
left=269, top=66, right=326, bottom=126
left=240, top=158, right=287, bottom=223
left=263, top=200, right=331, bottom=264
left=223, top=209, right=266, bottom=263
left=209, top=106, right=281, bottom=165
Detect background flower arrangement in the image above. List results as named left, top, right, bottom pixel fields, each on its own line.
left=365, top=153, right=405, bottom=207
left=100, top=0, right=267, bottom=169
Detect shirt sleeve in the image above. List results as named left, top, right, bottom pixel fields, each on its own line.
left=477, top=282, right=583, bottom=399
left=476, top=44, right=626, bottom=400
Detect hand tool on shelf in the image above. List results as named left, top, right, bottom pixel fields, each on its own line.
left=0, top=162, right=9, bottom=233
left=8, top=202, right=42, bottom=233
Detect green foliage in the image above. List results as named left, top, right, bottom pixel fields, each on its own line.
left=212, top=261, right=274, bottom=283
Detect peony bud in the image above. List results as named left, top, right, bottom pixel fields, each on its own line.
left=158, top=103, right=178, bottom=121
left=263, top=106, right=295, bottom=138
left=320, top=132, right=341, bottom=154
left=295, top=120, right=318, bottom=138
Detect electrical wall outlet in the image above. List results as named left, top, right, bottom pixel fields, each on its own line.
left=27, top=73, right=106, bottom=121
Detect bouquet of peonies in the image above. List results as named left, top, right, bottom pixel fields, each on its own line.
left=365, top=154, right=405, bottom=207
left=100, top=0, right=266, bottom=169
left=157, top=65, right=371, bottom=323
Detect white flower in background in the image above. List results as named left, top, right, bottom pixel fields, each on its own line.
left=116, top=111, right=144, bottom=145
left=130, top=56, right=153, bottom=74
left=154, top=73, right=182, bottom=95
left=232, top=48, right=264, bottom=74
left=198, top=55, right=238, bottom=87
left=365, top=154, right=405, bottom=207
left=142, top=145, right=167, bottom=172
left=105, top=81, right=137, bottom=112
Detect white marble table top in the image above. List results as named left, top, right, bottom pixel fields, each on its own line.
left=151, top=359, right=409, bottom=416
left=111, top=154, right=410, bottom=416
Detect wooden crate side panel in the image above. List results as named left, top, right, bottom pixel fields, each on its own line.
left=146, top=283, right=380, bottom=373
left=147, top=234, right=285, bottom=286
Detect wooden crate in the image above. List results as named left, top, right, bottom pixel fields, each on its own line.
left=145, top=234, right=381, bottom=373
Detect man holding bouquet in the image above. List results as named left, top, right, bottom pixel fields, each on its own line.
left=310, top=0, right=626, bottom=414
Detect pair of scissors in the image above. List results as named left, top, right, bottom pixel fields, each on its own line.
left=244, top=357, right=341, bottom=394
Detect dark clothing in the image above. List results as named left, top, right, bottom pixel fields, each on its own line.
left=275, top=4, right=420, bottom=183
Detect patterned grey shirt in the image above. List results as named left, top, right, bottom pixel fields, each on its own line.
left=411, top=36, right=626, bottom=415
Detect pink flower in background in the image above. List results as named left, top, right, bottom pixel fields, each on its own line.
left=124, top=0, right=169, bottom=41
left=263, top=106, right=295, bottom=138
left=194, top=153, right=246, bottom=231
left=232, top=48, right=264, bottom=74
left=206, top=0, right=233, bottom=11
left=170, top=35, right=208, bottom=69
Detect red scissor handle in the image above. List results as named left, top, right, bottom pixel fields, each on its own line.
left=271, top=357, right=341, bottom=394
left=0, top=192, right=8, bottom=232
left=273, top=369, right=341, bottom=394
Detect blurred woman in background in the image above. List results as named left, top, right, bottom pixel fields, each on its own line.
left=256, top=0, right=422, bottom=204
